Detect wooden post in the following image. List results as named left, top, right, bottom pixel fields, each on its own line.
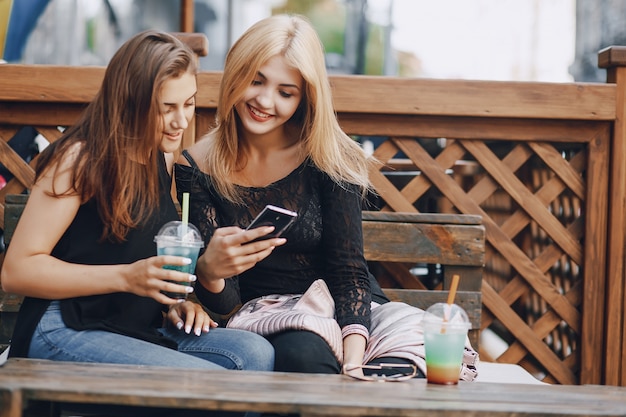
left=0, top=388, right=22, bottom=417
left=180, top=0, right=194, bottom=32
left=598, top=45, right=626, bottom=386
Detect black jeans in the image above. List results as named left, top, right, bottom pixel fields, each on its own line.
left=266, top=329, right=425, bottom=378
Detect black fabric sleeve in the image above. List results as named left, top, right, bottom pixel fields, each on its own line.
left=174, top=159, right=242, bottom=315
left=320, top=177, right=372, bottom=330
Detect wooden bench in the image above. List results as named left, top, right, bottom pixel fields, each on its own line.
left=0, top=194, right=26, bottom=354
left=1, top=194, right=485, bottom=353
left=362, top=210, right=484, bottom=348
left=0, top=195, right=485, bottom=416
left=0, top=358, right=625, bottom=417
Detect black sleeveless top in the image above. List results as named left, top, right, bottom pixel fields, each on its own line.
left=9, top=154, right=180, bottom=358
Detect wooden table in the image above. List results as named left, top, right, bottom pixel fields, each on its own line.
left=1, top=358, right=625, bottom=417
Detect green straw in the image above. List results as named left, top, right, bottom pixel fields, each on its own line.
left=181, top=192, right=190, bottom=236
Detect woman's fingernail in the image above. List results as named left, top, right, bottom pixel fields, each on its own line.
left=182, top=257, right=192, bottom=264
left=195, top=328, right=201, bottom=336
left=189, top=274, right=197, bottom=282
left=176, top=321, right=183, bottom=330
left=185, top=325, right=191, bottom=334
left=203, top=325, right=210, bottom=332
left=186, top=286, right=194, bottom=293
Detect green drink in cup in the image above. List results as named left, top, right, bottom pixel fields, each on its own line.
left=154, top=216, right=203, bottom=299
left=154, top=192, right=203, bottom=299
left=422, top=302, right=471, bottom=385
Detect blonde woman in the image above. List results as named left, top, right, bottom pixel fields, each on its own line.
left=176, top=15, right=425, bottom=379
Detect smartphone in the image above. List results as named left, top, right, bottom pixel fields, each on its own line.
left=245, top=204, right=298, bottom=241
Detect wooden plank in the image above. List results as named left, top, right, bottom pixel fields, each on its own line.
left=328, top=75, right=616, bottom=120
left=528, top=142, right=585, bottom=200
left=580, top=123, right=610, bottom=385
left=178, top=0, right=195, bottom=33
left=444, top=267, right=483, bottom=292
left=0, top=293, right=20, bottom=347
left=362, top=211, right=483, bottom=225
left=603, top=65, right=626, bottom=386
left=0, top=137, right=35, bottom=188
left=0, top=291, right=23, bottom=314
left=383, top=288, right=481, bottom=330
left=598, top=45, right=626, bottom=69
left=173, top=32, right=208, bottom=57
left=337, top=113, right=611, bottom=141
left=2, top=358, right=626, bottom=417
left=0, top=387, right=22, bottom=417
left=3, top=194, right=29, bottom=246
left=0, top=65, right=104, bottom=103
left=194, top=109, right=216, bottom=138
left=195, top=72, right=222, bottom=108
left=0, top=193, right=28, bottom=349
left=0, top=68, right=615, bottom=120
left=363, top=221, right=484, bottom=266
left=386, top=286, right=481, bottom=347
left=0, top=102, right=85, bottom=125
left=376, top=262, right=428, bottom=289
left=368, top=167, right=419, bottom=212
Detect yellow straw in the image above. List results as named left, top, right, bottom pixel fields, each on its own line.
left=446, top=274, right=460, bottom=306
left=441, top=274, right=461, bottom=333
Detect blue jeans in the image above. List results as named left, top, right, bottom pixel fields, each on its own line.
left=29, top=301, right=274, bottom=371
left=28, top=301, right=273, bottom=416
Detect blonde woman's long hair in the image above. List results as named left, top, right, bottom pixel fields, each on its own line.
left=203, top=14, right=373, bottom=204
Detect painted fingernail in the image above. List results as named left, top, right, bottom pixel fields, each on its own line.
left=182, top=258, right=192, bottom=264
left=186, top=286, right=194, bottom=293
left=203, top=325, right=210, bottom=332
left=195, top=328, right=201, bottom=336
left=176, top=321, right=183, bottom=330
left=185, top=325, right=191, bottom=334
left=189, top=274, right=197, bottom=282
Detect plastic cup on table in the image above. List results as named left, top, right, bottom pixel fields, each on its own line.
left=154, top=220, right=203, bottom=299
left=422, top=302, right=471, bottom=385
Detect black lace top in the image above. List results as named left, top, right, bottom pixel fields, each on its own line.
left=175, top=151, right=387, bottom=331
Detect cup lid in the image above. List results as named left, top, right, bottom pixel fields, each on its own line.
left=154, top=220, right=204, bottom=247
left=422, top=302, right=470, bottom=328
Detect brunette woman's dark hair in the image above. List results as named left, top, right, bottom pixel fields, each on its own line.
left=35, top=30, right=197, bottom=241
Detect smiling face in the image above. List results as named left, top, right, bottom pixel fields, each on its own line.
left=234, top=55, right=304, bottom=141
left=157, top=71, right=197, bottom=153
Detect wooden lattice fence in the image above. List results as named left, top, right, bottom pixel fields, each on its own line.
left=3, top=44, right=626, bottom=386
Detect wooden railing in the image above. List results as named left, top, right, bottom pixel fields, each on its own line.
left=2, top=45, right=626, bottom=386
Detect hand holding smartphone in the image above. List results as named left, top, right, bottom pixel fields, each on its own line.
left=245, top=205, right=297, bottom=241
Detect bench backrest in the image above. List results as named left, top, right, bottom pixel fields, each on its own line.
left=362, top=211, right=484, bottom=347
left=0, top=196, right=485, bottom=351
